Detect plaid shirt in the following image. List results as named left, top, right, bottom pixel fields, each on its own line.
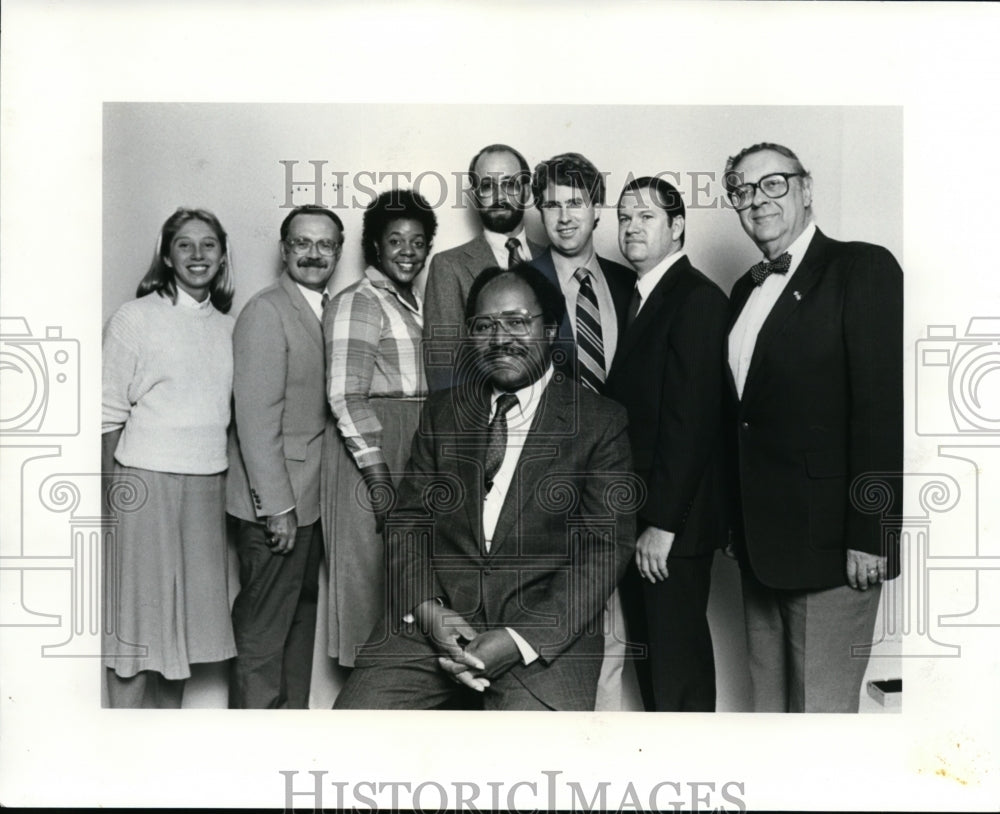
left=324, top=266, right=426, bottom=468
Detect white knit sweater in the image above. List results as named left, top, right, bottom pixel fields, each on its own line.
left=102, top=291, right=235, bottom=474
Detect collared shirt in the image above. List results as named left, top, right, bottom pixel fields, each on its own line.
left=483, top=227, right=529, bottom=269
left=326, top=266, right=426, bottom=469
left=551, top=246, right=619, bottom=376
left=295, top=281, right=331, bottom=322
left=176, top=287, right=214, bottom=310
left=728, top=221, right=817, bottom=397
left=633, top=249, right=687, bottom=315
left=482, top=364, right=554, bottom=666
left=482, top=364, right=554, bottom=549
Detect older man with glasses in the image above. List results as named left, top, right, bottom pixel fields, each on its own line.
left=226, top=204, right=343, bottom=708
left=335, top=263, right=636, bottom=711
left=723, top=142, right=903, bottom=712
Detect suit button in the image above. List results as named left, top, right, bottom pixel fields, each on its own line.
left=741, top=421, right=750, bottom=429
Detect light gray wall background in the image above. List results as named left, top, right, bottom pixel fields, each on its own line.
left=102, top=104, right=902, bottom=710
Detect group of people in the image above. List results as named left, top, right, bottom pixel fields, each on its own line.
left=102, top=140, right=902, bottom=713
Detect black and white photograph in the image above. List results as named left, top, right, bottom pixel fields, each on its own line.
left=1, top=1, right=998, bottom=811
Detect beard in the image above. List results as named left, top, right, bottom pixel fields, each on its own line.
left=478, top=202, right=524, bottom=234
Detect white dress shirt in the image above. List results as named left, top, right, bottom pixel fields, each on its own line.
left=481, top=365, right=555, bottom=665
left=551, top=246, right=619, bottom=376
left=633, top=249, right=687, bottom=315
left=295, top=281, right=330, bottom=322
left=484, top=227, right=529, bottom=269
left=728, top=221, right=816, bottom=398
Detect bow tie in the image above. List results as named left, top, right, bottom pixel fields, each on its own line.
left=750, top=252, right=791, bottom=286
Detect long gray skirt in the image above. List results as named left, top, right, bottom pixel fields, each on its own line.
left=103, top=465, right=236, bottom=680
left=321, top=397, right=423, bottom=666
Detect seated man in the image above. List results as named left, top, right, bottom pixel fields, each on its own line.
left=334, top=263, right=636, bottom=710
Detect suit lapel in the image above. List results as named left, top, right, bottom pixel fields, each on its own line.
left=463, top=234, right=499, bottom=281
left=453, top=386, right=490, bottom=546
left=279, top=273, right=323, bottom=352
left=598, top=255, right=634, bottom=336
left=742, top=230, right=829, bottom=396
left=611, top=255, right=688, bottom=375
left=532, top=249, right=575, bottom=343
left=488, top=379, right=568, bottom=556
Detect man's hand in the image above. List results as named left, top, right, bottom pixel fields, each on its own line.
left=846, top=548, right=886, bottom=591
left=413, top=599, right=490, bottom=692
left=437, top=629, right=521, bottom=690
left=636, top=526, right=675, bottom=583
left=360, top=462, right=395, bottom=534
left=265, top=509, right=298, bottom=555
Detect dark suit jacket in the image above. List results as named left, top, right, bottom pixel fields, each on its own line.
left=531, top=248, right=636, bottom=383
left=226, top=272, right=329, bottom=526
left=357, top=377, right=636, bottom=710
left=725, top=228, right=903, bottom=590
left=423, top=232, right=544, bottom=392
left=604, top=254, right=730, bottom=556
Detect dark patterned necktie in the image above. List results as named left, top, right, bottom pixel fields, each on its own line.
left=505, top=237, right=525, bottom=268
left=749, top=252, right=792, bottom=286
left=625, top=285, right=642, bottom=329
left=320, top=291, right=330, bottom=318
left=574, top=268, right=606, bottom=392
left=483, top=393, right=519, bottom=491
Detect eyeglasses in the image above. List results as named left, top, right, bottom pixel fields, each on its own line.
left=726, top=172, right=805, bottom=211
left=285, top=237, right=341, bottom=256
left=474, top=175, right=526, bottom=197
left=467, top=311, right=543, bottom=337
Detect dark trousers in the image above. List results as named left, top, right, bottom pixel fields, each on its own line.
left=229, top=518, right=323, bottom=709
left=334, top=652, right=550, bottom=711
left=619, top=553, right=716, bottom=711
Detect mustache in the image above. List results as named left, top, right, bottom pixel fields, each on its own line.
left=297, top=257, right=327, bottom=268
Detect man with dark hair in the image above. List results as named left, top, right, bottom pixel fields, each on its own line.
left=226, top=205, right=343, bottom=708
left=529, top=152, right=634, bottom=393
left=335, top=263, right=636, bottom=710
left=423, top=144, right=544, bottom=391
left=605, top=177, right=729, bottom=712
left=528, top=152, right=635, bottom=709
left=723, top=142, right=902, bottom=712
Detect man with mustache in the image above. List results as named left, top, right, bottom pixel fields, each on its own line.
left=226, top=205, right=343, bottom=708
left=423, top=144, right=544, bottom=391
left=335, top=264, right=636, bottom=710
left=605, top=177, right=729, bottom=711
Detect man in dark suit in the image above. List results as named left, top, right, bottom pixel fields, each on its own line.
left=423, top=144, right=544, bottom=392
left=529, top=152, right=635, bottom=392
left=723, top=142, right=902, bottom=713
left=226, top=205, right=342, bottom=708
left=604, top=177, right=729, bottom=712
left=335, top=263, right=636, bottom=710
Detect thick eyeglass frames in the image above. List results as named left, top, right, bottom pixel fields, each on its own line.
left=726, top=172, right=805, bottom=211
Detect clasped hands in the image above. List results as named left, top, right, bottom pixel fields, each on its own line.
left=413, top=599, right=521, bottom=693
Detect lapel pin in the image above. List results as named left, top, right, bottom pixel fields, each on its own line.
left=792, top=290, right=802, bottom=301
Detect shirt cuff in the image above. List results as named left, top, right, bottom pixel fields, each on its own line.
left=505, top=627, right=538, bottom=665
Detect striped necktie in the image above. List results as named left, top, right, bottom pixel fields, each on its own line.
left=574, top=267, right=606, bottom=392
